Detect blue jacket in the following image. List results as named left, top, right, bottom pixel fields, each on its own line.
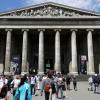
left=14, top=82, right=32, bottom=100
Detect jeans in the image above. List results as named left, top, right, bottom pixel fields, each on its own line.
left=31, top=84, right=36, bottom=95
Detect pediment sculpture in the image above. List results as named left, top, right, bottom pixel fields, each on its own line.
left=4, top=6, right=92, bottom=17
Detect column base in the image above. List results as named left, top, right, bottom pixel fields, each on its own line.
left=21, top=72, right=29, bottom=76
left=55, top=71, right=61, bottom=74
left=87, top=72, right=95, bottom=75
left=69, top=72, right=78, bottom=75
left=38, top=71, right=44, bottom=75
left=4, top=72, right=11, bottom=75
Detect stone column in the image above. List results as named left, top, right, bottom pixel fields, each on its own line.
left=38, top=29, right=45, bottom=74
left=5, top=29, right=12, bottom=75
left=54, top=29, right=61, bottom=73
left=21, top=29, right=28, bottom=75
left=99, top=63, right=100, bottom=74
left=87, top=29, right=95, bottom=75
left=70, top=29, right=78, bottom=75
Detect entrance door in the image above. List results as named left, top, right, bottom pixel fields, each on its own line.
left=45, top=59, right=53, bottom=72
left=29, top=54, right=38, bottom=74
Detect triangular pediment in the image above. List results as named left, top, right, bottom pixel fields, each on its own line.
left=0, top=2, right=99, bottom=17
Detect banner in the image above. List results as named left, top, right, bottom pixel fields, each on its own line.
left=11, top=56, right=21, bottom=74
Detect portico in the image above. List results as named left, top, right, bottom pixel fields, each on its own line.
left=0, top=2, right=100, bottom=75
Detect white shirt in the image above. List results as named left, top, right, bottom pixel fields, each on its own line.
left=5, top=79, right=8, bottom=84
left=31, top=77, right=36, bottom=85
left=88, top=77, right=93, bottom=83
left=0, top=78, right=8, bottom=89
left=0, top=79, right=3, bottom=89
left=11, top=79, right=20, bottom=88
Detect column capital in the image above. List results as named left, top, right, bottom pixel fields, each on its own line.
left=70, top=29, right=77, bottom=32
left=5, top=29, right=12, bottom=32
left=86, top=29, right=94, bottom=32
left=54, top=29, right=61, bottom=32
left=22, top=29, right=29, bottom=32
left=38, top=29, right=45, bottom=32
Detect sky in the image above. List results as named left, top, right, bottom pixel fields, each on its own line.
left=0, top=0, right=100, bottom=13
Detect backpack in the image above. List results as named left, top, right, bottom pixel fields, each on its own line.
left=44, top=83, right=51, bottom=92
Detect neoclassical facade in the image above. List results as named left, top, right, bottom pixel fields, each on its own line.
left=0, top=2, right=100, bottom=75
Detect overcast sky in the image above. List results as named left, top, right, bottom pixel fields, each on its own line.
left=0, top=0, right=100, bottom=13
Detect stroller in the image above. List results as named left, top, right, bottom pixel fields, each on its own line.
left=88, top=76, right=93, bottom=91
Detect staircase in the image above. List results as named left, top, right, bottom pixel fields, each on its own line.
left=76, top=74, right=90, bottom=81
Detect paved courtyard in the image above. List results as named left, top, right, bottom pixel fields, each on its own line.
left=33, top=82, right=100, bottom=100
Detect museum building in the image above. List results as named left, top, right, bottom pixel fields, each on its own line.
left=0, top=2, right=100, bottom=75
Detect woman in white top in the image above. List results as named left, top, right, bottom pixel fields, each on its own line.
left=11, top=75, right=21, bottom=88
left=11, top=75, right=21, bottom=96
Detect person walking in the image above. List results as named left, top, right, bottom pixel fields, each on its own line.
left=41, top=71, right=56, bottom=100
left=14, top=75, right=32, bottom=100
left=93, top=74, right=99, bottom=92
left=11, top=75, right=21, bottom=96
left=93, top=74, right=100, bottom=93
left=61, top=76, right=66, bottom=98
left=30, top=75, right=37, bottom=95
left=49, top=82, right=57, bottom=100
left=72, top=75, right=77, bottom=91
left=66, top=74, right=71, bottom=90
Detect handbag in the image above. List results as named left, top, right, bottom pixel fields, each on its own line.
left=62, top=84, right=66, bottom=91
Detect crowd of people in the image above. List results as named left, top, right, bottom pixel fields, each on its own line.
left=0, top=70, right=78, bottom=100
left=1, top=71, right=100, bottom=100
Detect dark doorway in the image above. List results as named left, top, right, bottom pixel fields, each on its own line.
left=28, top=30, right=38, bottom=74
left=45, top=58, right=53, bottom=72
left=79, top=55, right=87, bottom=74
left=29, top=54, right=38, bottom=74
left=76, top=30, right=88, bottom=74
